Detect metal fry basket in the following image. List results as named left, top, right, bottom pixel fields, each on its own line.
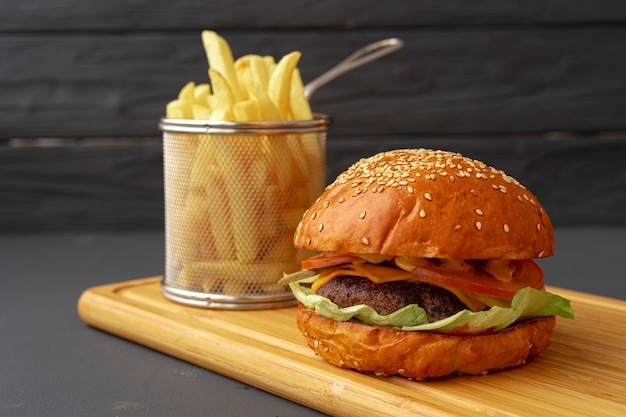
left=159, top=115, right=330, bottom=309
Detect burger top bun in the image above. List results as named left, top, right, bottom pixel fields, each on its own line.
left=294, top=148, right=553, bottom=260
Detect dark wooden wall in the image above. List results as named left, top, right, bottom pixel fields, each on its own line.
left=1, top=1, right=626, bottom=231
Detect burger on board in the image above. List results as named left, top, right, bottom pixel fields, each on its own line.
left=279, top=148, right=574, bottom=380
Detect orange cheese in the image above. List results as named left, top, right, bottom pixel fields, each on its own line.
left=311, top=260, right=488, bottom=312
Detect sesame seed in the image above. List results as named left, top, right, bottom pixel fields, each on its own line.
left=318, top=224, right=324, bottom=232
left=470, top=189, right=478, bottom=196
left=538, top=250, right=545, bottom=257
left=419, top=209, right=426, bottom=218
left=504, top=224, right=510, bottom=232
left=537, top=223, right=541, bottom=231
left=361, top=237, right=370, bottom=245
left=359, top=211, right=366, bottom=219
left=338, top=197, right=345, bottom=203
left=407, top=186, right=414, bottom=194
left=475, top=209, right=484, bottom=216
left=306, top=237, right=311, bottom=244
left=449, top=176, right=455, bottom=182
left=424, top=192, right=432, bottom=201
left=322, top=201, right=330, bottom=208
left=517, top=195, right=524, bottom=203
left=475, top=221, right=482, bottom=231
left=454, top=224, right=462, bottom=231
left=311, top=212, right=317, bottom=219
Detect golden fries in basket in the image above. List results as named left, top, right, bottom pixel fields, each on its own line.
left=163, top=31, right=324, bottom=300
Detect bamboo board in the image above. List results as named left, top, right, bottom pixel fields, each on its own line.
left=78, top=277, right=626, bottom=417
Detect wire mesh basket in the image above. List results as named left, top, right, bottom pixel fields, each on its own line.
left=160, top=115, right=330, bottom=309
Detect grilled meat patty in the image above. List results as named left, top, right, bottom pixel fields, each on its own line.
left=317, top=276, right=468, bottom=322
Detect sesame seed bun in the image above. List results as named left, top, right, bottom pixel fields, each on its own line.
left=297, top=305, right=556, bottom=380
left=294, top=148, right=554, bottom=260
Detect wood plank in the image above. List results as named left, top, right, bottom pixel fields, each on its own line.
left=0, top=144, right=165, bottom=231
left=1, top=28, right=625, bottom=139
left=2, top=0, right=625, bottom=31
left=1, top=135, right=625, bottom=231
left=77, top=277, right=626, bottom=417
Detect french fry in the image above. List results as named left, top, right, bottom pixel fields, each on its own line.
left=192, top=105, right=212, bottom=120
left=207, top=68, right=235, bottom=114
left=178, top=80, right=196, bottom=101
left=268, top=51, right=301, bottom=120
left=165, top=81, right=196, bottom=119
left=189, top=139, right=217, bottom=189
left=244, top=80, right=281, bottom=121
left=289, top=68, right=313, bottom=120
left=286, top=135, right=310, bottom=179
left=212, top=137, right=265, bottom=263
left=233, top=99, right=261, bottom=122
left=165, top=100, right=186, bottom=119
left=210, top=108, right=235, bottom=121
left=193, top=83, right=211, bottom=106
left=169, top=32, right=313, bottom=123
left=194, top=260, right=300, bottom=295
left=263, top=55, right=276, bottom=78
left=191, top=83, right=212, bottom=118
left=203, top=165, right=237, bottom=261
left=260, top=135, right=292, bottom=190
left=251, top=55, right=271, bottom=90
left=180, top=191, right=218, bottom=263
left=201, top=30, right=244, bottom=102
left=235, top=54, right=271, bottom=93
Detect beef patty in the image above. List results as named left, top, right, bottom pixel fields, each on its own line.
left=317, top=276, right=468, bottom=322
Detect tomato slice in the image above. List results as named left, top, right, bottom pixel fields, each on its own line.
left=301, top=252, right=362, bottom=270
left=399, top=258, right=544, bottom=300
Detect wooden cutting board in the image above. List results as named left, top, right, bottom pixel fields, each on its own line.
left=78, top=277, right=626, bottom=417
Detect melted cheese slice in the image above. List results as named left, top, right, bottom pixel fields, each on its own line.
left=311, top=261, right=488, bottom=311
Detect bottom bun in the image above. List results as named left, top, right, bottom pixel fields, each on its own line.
left=296, top=304, right=556, bottom=380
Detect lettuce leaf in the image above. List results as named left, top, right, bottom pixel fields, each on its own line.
left=279, top=270, right=575, bottom=334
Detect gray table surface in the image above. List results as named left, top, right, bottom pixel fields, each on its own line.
left=1, top=227, right=625, bottom=417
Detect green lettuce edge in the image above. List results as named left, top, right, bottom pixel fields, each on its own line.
left=278, top=270, right=575, bottom=334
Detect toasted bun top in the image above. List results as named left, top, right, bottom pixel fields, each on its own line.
left=294, top=148, right=554, bottom=260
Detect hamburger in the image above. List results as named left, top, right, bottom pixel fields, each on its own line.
left=279, top=148, right=574, bottom=380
